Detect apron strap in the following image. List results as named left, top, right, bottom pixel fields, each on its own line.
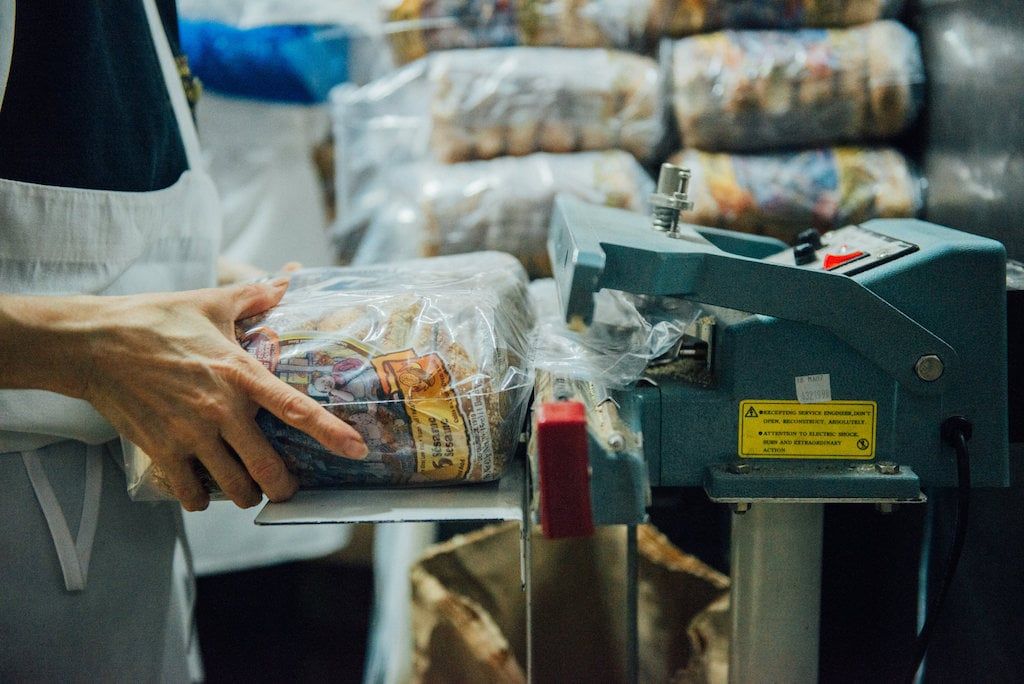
left=141, top=0, right=202, bottom=170
left=21, top=445, right=105, bottom=592
left=0, top=0, right=14, bottom=111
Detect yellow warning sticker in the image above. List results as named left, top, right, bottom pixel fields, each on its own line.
left=738, top=401, right=876, bottom=459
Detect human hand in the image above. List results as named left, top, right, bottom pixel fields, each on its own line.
left=217, top=257, right=303, bottom=286
left=71, top=280, right=368, bottom=510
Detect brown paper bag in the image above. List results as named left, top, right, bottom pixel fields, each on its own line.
left=411, top=523, right=730, bottom=683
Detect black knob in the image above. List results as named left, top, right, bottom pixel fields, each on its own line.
left=793, top=242, right=816, bottom=265
left=796, top=228, right=822, bottom=249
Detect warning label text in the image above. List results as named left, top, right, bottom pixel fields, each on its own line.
left=738, top=400, right=877, bottom=459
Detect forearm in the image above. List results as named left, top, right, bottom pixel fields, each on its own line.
left=0, top=293, right=96, bottom=397
left=0, top=282, right=366, bottom=509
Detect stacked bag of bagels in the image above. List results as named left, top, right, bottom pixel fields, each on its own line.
left=332, top=3, right=678, bottom=276
left=668, top=12, right=924, bottom=240
left=354, top=0, right=923, bottom=252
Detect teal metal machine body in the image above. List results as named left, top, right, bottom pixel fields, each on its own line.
left=547, top=195, right=1008, bottom=518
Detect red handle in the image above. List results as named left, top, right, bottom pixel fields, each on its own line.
left=536, top=401, right=594, bottom=538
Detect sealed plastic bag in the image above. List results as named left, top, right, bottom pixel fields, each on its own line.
left=332, top=47, right=662, bottom=231
left=380, top=0, right=647, bottom=61
left=671, top=147, right=923, bottom=238
left=125, top=252, right=534, bottom=499
left=518, top=0, right=652, bottom=49
left=382, top=0, right=519, bottom=64
left=426, top=47, right=662, bottom=162
left=528, top=0, right=904, bottom=46
left=354, top=151, right=654, bottom=277
left=380, top=0, right=903, bottom=62
left=671, top=21, right=924, bottom=151
left=332, top=47, right=663, bottom=246
left=426, top=47, right=663, bottom=162
left=648, top=0, right=902, bottom=36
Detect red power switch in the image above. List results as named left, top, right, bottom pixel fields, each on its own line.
left=822, top=250, right=866, bottom=270
left=536, top=401, right=594, bottom=539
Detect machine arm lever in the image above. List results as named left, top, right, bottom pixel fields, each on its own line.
left=549, top=195, right=958, bottom=396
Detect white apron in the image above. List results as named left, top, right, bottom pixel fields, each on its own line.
left=0, top=1, right=218, bottom=679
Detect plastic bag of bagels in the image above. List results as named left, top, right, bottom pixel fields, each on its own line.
left=125, top=252, right=534, bottom=498
left=671, top=21, right=924, bottom=151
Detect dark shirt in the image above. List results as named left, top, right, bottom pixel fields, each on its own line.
left=0, top=1, right=187, bottom=192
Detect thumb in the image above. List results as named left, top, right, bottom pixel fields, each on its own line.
left=230, top=278, right=290, bottom=321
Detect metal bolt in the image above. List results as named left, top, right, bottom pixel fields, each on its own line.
left=728, top=462, right=751, bottom=475
left=875, top=461, right=900, bottom=475
left=875, top=503, right=898, bottom=515
left=915, top=354, right=944, bottom=382
left=607, top=432, right=626, bottom=452
left=650, top=164, right=694, bottom=235
left=732, top=502, right=751, bottom=514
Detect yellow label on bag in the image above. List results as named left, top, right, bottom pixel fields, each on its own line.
left=374, top=350, right=472, bottom=480
left=738, top=401, right=877, bottom=459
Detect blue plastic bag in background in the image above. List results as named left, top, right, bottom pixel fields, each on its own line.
left=179, top=19, right=350, bottom=103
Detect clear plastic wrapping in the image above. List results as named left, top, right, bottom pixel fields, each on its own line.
left=354, top=151, right=654, bottom=277
left=332, top=48, right=663, bottom=240
left=518, top=0, right=652, bottom=49
left=379, top=0, right=903, bottom=62
left=126, top=252, right=535, bottom=499
left=529, top=279, right=701, bottom=389
left=671, top=147, right=922, bottom=238
left=380, top=0, right=648, bottom=61
left=427, top=47, right=662, bottom=163
left=382, top=0, right=519, bottom=63
left=538, top=0, right=906, bottom=46
left=671, top=20, right=924, bottom=151
left=648, top=0, right=902, bottom=37
left=333, top=45, right=662, bottom=169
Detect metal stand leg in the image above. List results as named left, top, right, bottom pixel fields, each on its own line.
left=523, top=521, right=533, bottom=684
left=626, top=524, right=639, bottom=684
left=729, top=503, right=824, bottom=684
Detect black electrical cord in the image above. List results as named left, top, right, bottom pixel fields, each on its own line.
left=904, top=416, right=973, bottom=684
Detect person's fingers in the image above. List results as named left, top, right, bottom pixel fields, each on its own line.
left=195, top=439, right=261, bottom=508
left=193, top=279, right=288, bottom=324
left=222, top=420, right=300, bottom=502
left=159, top=457, right=210, bottom=512
left=217, top=257, right=268, bottom=286
left=232, top=357, right=369, bottom=459
left=281, top=262, right=302, bottom=273
left=229, top=279, right=290, bottom=321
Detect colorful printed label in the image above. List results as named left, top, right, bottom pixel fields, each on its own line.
left=244, top=329, right=483, bottom=482
left=373, top=349, right=472, bottom=480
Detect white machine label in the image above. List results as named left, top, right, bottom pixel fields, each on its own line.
left=738, top=400, right=877, bottom=459
left=795, top=374, right=832, bottom=403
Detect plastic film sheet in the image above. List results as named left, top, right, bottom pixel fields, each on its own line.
left=529, top=279, right=701, bottom=390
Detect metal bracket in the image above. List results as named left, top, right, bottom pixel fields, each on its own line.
left=703, top=462, right=926, bottom=503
